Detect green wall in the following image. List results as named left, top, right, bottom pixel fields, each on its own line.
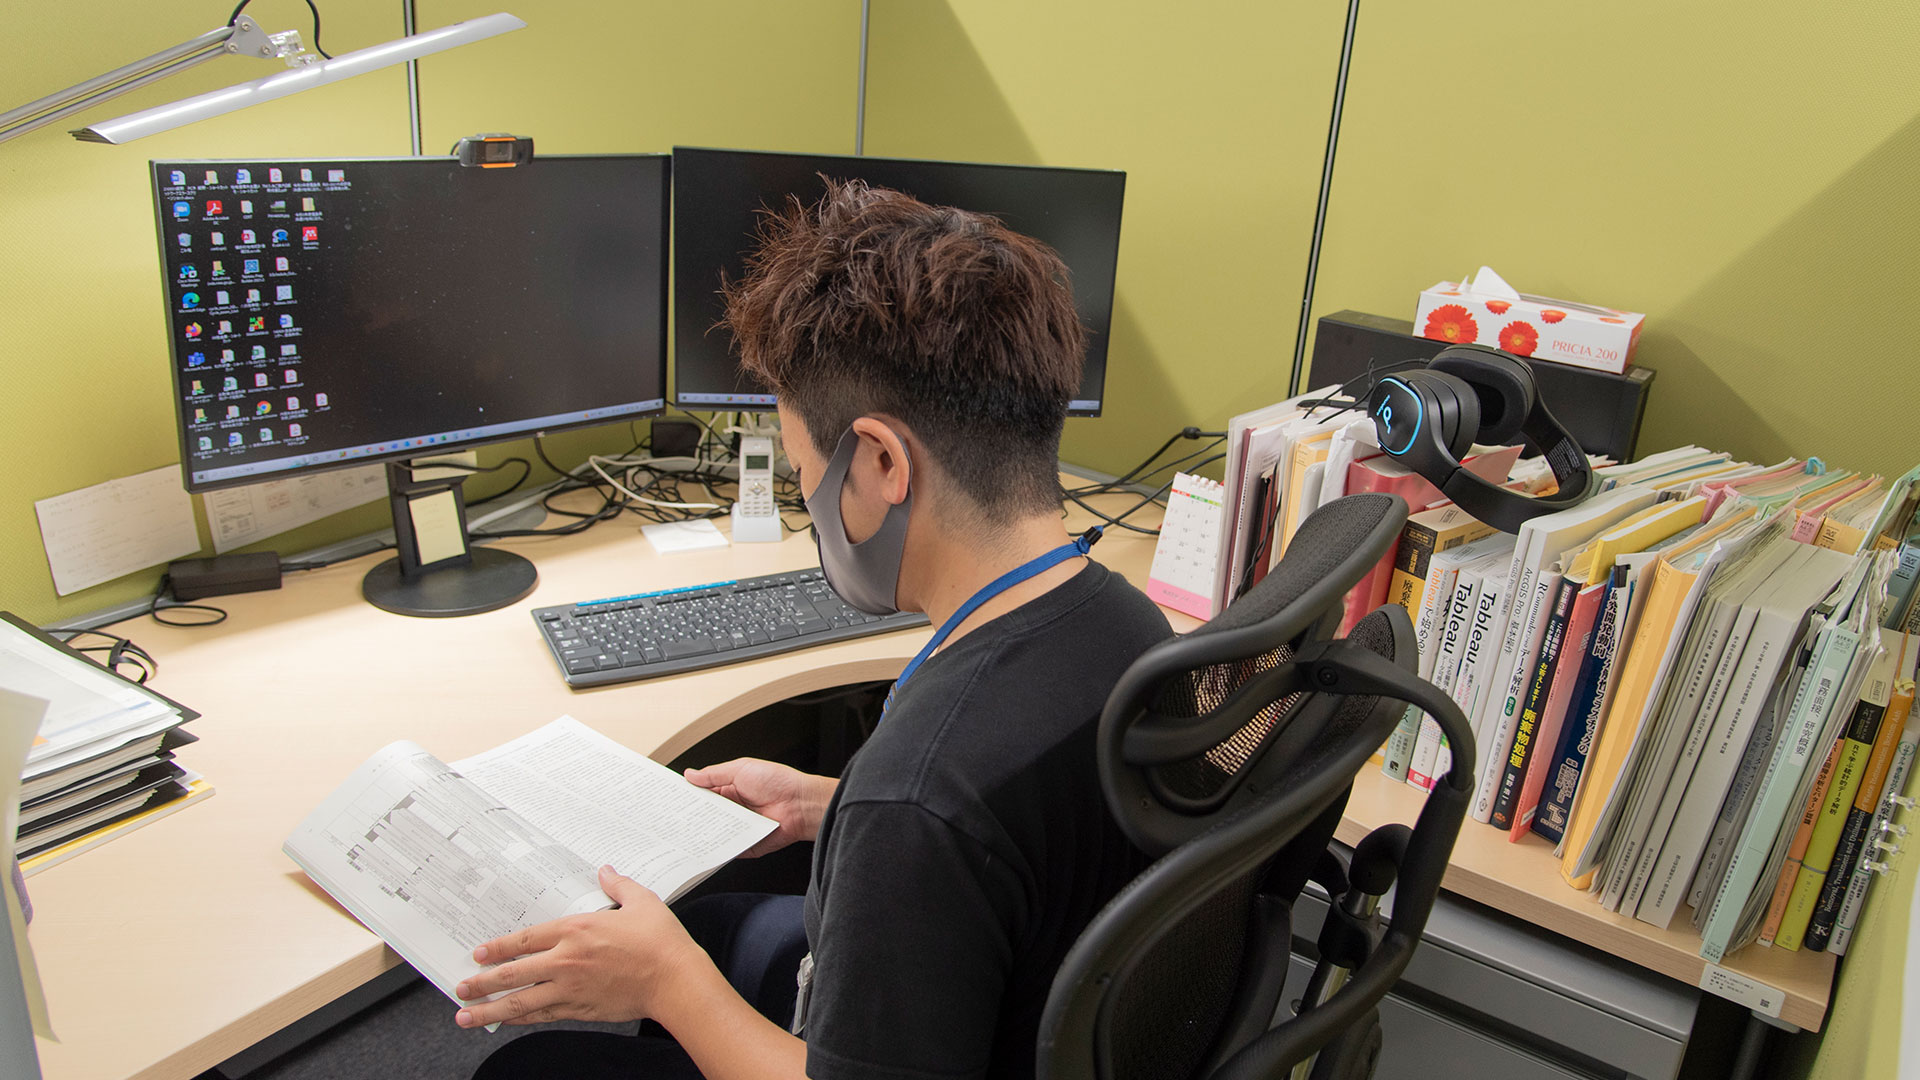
left=1, top=1, right=1915, bottom=1071
left=0, top=0, right=857, bottom=628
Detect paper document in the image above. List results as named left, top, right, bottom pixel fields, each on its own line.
left=284, top=716, right=776, bottom=1017
left=34, top=466, right=201, bottom=595
left=203, top=464, right=386, bottom=553
left=0, top=618, right=176, bottom=769
left=0, top=689, right=55, bottom=1040
left=642, top=519, right=729, bottom=554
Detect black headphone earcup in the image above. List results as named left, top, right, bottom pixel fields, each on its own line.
left=1431, top=346, right=1535, bottom=446
left=1421, top=370, right=1482, bottom=460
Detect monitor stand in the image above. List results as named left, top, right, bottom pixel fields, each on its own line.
left=361, top=461, right=537, bottom=618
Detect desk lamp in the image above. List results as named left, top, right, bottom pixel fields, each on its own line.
left=0, top=10, right=524, bottom=146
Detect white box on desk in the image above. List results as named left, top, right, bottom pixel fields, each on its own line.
left=1415, top=266, right=1644, bottom=375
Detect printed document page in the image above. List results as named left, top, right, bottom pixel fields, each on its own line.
left=454, top=716, right=776, bottom=901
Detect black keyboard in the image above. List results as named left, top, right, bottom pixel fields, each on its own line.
left=533, top=567, right=930, bottom=688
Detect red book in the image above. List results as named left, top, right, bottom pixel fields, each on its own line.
left=1510, top=577, right=1607, bottom=840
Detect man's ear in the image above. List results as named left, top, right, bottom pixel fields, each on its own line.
left=847, top=416, right=913, bottom=507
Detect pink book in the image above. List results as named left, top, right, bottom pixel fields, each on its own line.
left=1699, top=460, right=1804, bottom=516
left=1510, top=578, right=1607, bottom=840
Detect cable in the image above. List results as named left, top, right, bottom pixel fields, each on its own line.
left=148, top=575, right=229, bottom=628
left=228, top=0, right=332, bottom=59
left=51, top=629, right=158, bottom=684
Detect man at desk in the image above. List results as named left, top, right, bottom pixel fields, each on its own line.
left=458, top=179, right=1172, bottom=1079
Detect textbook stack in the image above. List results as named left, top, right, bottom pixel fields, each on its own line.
left=0, top=614, right=209, bottom=872
left=1371, top=447, right=1920, bottom=963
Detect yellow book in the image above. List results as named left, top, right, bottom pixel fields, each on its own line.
left=1559, top=554, right=1703, bottom=888
left=1815, top=518, right=1869, bottom=554
left=1580, top=497, right=1708, bottom=586
left=1275, top=429, right=1334, bottom=559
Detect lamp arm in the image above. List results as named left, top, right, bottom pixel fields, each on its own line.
left=0, top=26, right=236, bottom=145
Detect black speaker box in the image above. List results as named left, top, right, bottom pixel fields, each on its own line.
left=1308, top=310, right=1655, bottom=463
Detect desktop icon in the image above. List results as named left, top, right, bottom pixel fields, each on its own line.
left=256, top=401, right=272, bottom=416
left=240, top=229, right=256, bottom=245
left=172, top=201, right=191, bottom=219
left=278, top=315, right=295, bottom=329
left=272, top=229, right=289, bottom=245
left=269, top=200, right=287, bottom=213
left=177, top=264, right=196, bottom=280
left=228, top=432, right=243, bottom=446
left=187, top=351, right=206, bottom=367
left=269, top=168, right=283, bottom=183
left=327, top=169, right=345, bottom=182
left=189, top=380, right=204, bottom=395
left=313, top=392, right=328, bottom=407
left=183, top=322, right=202, bottom=339
left=210, top=232, right=224, bottom=247
left=222, top=376, right=238, bottom=391
left=217, top=320, right=231, bottom=335
left=226, top=405, right=240, bottom=419
left=215, top=291, right=229, bottom=306
left=287, top=397, right=300, bottom=410
left=276, top=285, right=293, bottom=301
left=246, top=288, right=261, bottom=304
left=198, top=436, right=212, bottom=451
left=301, top=226, right=317, bottom=242
left=220, top=349, right=235, bottom=364
left=243, top=259, right=260, bottom=275
left=254, top=373, right=269, bottom=387
left=235, top=169, right=251, bottom=184
left=169, top=170, right=186, bottom=186
left=205, top=200, right=223, bottom=216
left=251, top=345, right=267, bottom=360
left=211, top=261, right=225, bottom=277
left=205, top=170, right=218, bottom=183
left=284, top=369, right=299, bottom=383
left=240, top=200, right=253, bottom=216
left=177, top=233, right=191, bottom=248
left=280, top=343, right=297, bottom=356
left=288, top=423, right=302, bottom=437
left=274, top=256, right=290, bottom=272
left=248, top=316, right=266, bottom=332
left=299, top=168, right=313, bottom=182
left=259, top=427, right=273, bottom=442
left=181, top=292, right=200, bottom=309
left=193, top=408, right=207, bottom=423
left=301, top=197, right=316, bottom=212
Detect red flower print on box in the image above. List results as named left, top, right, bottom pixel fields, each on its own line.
left=1485, top=300, right=1512, bottom=315
left=1540, top=309, right=1566, bottom=324
left=1498, top=320, right=1539, bottom=356
left=1423, top=304, right=1479, bottom=344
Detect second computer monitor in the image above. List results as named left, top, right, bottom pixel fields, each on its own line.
left=671, top=146, right=1125, bottom=415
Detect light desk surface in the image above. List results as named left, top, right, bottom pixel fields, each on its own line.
left=28, top=485, right=1833, bottom=1080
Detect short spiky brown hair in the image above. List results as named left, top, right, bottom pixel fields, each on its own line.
left=719, top=178, right=1085, bottom=516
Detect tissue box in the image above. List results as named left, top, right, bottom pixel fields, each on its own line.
left=1414, top=274, right=1644, bottom=375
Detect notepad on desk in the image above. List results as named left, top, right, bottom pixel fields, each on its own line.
left=284, top=716, right=777, bottom=1023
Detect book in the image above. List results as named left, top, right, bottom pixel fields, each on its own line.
left=1511, top=578, right=1607, bottom=839
left=1634, top=544, right=1855, bottom=928
left=1337, top=449, right=1515, bottom=633
left=1532, top=569, right=1626, bottom=845
left=1805, top=642, right=1917, bottom=949
left=1382, top=525, right=1499, bottom=782
left=1830, top=679, right=1920, bottom=953
left=1409, top=542, right=1512, bottom=790
left=1775, top=637, right=1905, bottom=949
left=1491, top=573, right=1577, bottom=831
left=284, top=716, right=777, bottom=1017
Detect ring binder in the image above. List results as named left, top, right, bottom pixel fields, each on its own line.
left=1829, top=769, right=1917, bottom=953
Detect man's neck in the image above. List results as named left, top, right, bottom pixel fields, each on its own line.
left=903, top=511, right=1086, bottom=647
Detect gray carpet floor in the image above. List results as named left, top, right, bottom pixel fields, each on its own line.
left=203, top=975, right=636, bottom=1080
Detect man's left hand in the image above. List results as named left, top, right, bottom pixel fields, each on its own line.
left=454, top=865, right=702, bottom=1028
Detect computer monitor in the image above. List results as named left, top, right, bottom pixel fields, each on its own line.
left=671, top=146, right=1124, bottom=415
left=151, top=154, right=670, bottom=616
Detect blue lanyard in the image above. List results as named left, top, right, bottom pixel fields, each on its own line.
left=885, top=528, right=1103, bottom=715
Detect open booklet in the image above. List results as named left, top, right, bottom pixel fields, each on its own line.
left=284, top=716, right=776, bottom=1015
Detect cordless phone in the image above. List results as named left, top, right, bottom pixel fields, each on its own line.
left=731, top=435, right=783, bottom=543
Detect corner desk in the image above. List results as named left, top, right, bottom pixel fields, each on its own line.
left=28, top=481, right=1834, bottom=1080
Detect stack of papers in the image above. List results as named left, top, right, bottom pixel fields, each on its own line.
left=0, top=614, right=209, bottom=871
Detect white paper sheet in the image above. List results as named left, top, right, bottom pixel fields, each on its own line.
left=33, top=466, right=202, bottom=595
left=203, top=465, right=386, bottom=553
left=0, top=689, right=55, bottom=1040
left=642, top=519, right=729, bottom=554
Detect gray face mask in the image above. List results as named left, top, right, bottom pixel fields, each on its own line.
left=805, top=428, right=914, bottom=615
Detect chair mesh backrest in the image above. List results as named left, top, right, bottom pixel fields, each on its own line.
left=1098, top=608, right=1404, bottom=1080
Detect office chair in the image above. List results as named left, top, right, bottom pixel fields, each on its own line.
left=1037, top=493, right=1476, bottom=1080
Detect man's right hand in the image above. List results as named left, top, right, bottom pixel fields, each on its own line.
left=684, top=758, right=837, bottom=856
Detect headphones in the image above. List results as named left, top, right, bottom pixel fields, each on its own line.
left=1365, top=344, right=1592, bottom=533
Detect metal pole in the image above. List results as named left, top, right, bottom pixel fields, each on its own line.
left=854, top=0, right=870, bottom=155
left=1288, top=0, right=1361, bottom=397
left=403, top=0, right=423, bottom=155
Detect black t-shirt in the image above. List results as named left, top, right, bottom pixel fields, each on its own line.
left=802, top=560, right=1172, bottom=1080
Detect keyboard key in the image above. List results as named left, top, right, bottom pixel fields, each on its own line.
left=662, top=637, right=716, bottom=660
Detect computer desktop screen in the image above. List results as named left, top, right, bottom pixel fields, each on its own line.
left=671, top=146, right=1125, bottom=415
left=150, top=154, right=670, bottom=493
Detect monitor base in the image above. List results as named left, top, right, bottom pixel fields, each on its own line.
left=362, top=546, right=537, bottom=618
